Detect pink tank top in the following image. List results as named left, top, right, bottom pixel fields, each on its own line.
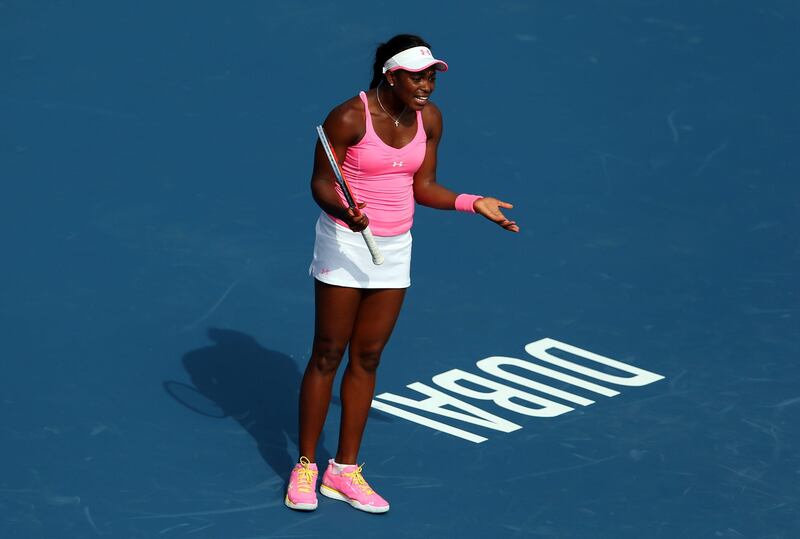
left=327, top=91, right=427, bottom=236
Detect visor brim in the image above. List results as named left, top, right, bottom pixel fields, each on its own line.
left=387, top=59, right=449, bottom=73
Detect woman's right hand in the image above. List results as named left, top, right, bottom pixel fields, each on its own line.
left=343, top=202, right=369, bottom=232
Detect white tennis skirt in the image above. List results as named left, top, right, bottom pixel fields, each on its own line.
left=309, top=213, right=412, bottom=289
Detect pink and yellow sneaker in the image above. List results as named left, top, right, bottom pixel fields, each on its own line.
left=320, top=460, right=390, bottom=514
left=284, top=456, right=318, bottom=511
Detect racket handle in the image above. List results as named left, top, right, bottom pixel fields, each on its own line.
left=360, top=226, right=384, bottom=265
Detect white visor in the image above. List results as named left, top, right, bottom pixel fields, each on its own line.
left=382, top=46, right=449, bottom=74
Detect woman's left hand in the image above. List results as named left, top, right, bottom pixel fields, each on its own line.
left=473, top=197, right=520, bottom=233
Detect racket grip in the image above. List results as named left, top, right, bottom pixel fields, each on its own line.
left=360, top=226, right=384, bottom=265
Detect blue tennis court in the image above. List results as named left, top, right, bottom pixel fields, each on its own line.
left=2, top=1, right=798, bottom=537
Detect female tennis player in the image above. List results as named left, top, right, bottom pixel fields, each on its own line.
left=285, top=34, right=519, bottom=514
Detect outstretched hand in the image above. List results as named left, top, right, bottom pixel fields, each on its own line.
left=473, top=197, right=520, bottom=233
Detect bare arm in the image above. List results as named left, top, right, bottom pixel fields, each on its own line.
left=412, top=103, right=519, bottom=232
left=310, top=99, right=369, bottom=231
left=412, top=103, right=458, bottom=209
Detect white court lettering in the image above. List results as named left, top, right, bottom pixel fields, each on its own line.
left=370, top=400, right=488, bottom=443
left=431, top=369, right=573, bottom=418
left=374, top=382, right=522, bottom=433
left=525, top=338, right=665, bottom=387
left=476, top=356, right=605, bottom=405
left=371, top=338, right=666, bottom=444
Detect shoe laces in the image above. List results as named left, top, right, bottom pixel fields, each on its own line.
left=294, top=456, right=317, bottom=494
left=342, top=464, right=374, bottom=495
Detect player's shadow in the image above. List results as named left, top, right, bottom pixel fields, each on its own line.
left=165, top=328, right=312, bottom=479
left=165, top=327, right=394, bottom=480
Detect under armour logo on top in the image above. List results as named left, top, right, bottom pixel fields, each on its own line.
left=420, top=48, right=432, bottom=56
left=392, top=161, right=404, bottom=167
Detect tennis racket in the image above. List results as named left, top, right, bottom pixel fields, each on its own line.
left=315, top=125, right=384, bottom=265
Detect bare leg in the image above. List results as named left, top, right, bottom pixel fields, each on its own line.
left=336, top=287, right=406, bottom=464
left=297, top=281, right=362, bottom=462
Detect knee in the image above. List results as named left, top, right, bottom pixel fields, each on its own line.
left=350, top=346, right=383, bottom=373
left=310, top=339, right=346, bottom=374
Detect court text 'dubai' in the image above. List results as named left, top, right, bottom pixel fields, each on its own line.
left=370, top=338, right=666, bottom=443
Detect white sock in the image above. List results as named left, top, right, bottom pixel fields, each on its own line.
left=331, top=459, right=354, bottom=474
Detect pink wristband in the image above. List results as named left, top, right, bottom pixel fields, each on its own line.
left=454, top=194, right=482, bottom=213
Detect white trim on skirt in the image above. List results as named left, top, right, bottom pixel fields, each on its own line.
left=309, top=213, right=412, bottom=289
